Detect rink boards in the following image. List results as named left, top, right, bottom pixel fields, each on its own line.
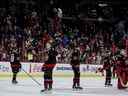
left=0, top=62, right=102, bottom=78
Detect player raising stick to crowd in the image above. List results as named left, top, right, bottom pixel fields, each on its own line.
left=41, top=46, right=58, bottom=92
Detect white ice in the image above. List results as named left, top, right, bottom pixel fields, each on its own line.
left=0, top=77, right=128, bottom=96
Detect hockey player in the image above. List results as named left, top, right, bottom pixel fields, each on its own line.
left=41, top=47, right=58, bottom=92
left=115, top=49, right=128, bottom=89
left=70, top=47, right=83, bottom=90
left=102, top=55, right=113, bottom=87
left=10, top=48, right=21, bottom=84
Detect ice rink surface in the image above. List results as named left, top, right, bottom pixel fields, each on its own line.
left=0, top=77, right=128, bottom=96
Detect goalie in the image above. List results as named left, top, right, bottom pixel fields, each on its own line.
left=115, top=49, right=128, bottom=89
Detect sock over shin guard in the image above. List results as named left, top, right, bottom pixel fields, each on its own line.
left=73, top=78, right=80, bottom=87
left=44, top=79, right=53, bottom=89
left=44, top=80, right=48, bottom=89
left=48, top=80, right=53, bottom=89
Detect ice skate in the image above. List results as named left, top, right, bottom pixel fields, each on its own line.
left=105, top=84, right=108, bottom=87
left=72, top=85, right=78, bottom=91
left=48, top=87, right=52, bottom=91
left=40, top=89, right=48, bottom=93
left=108, top=84, right=113, bottom=86
left=105, top=84, right=109, bottom=87
left=76, top=86, right=83, bottom=90
left=12, top=80, right=18, bottom=84
left=48, top=84, right=53, bottom=91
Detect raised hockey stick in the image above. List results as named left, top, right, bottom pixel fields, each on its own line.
left=21, top=68, right=41, bottom=86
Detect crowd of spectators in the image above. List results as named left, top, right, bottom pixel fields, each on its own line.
left=0, top=0, right=128, bottom=64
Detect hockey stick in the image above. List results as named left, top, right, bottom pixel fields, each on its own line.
left=21, top=68, right=41, bottom=86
